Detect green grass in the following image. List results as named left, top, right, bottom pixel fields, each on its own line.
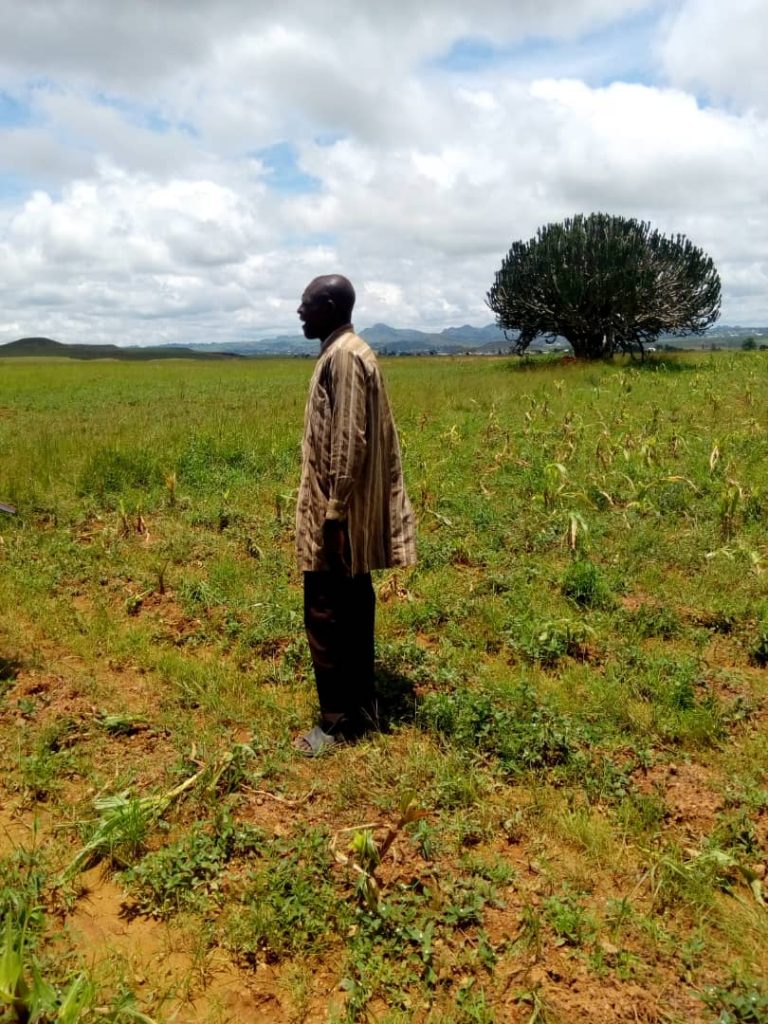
left=1, top=350, right=768, bottom=1021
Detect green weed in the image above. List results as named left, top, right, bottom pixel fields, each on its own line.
left=17, top=720, right=81, bottom=801
left=626, top=602, right=681, bottom=639
left=699, top=979, right=768, bottom=1024
left=647, top=843, right=764, bottom=914
left=507, top=615, right=594, bottom=667
left=748, top=618, right=768, bottom=667
left=417, top=684, right=576, bottom=775
left=125, top=811, right=264, bottom=917
left=77, top=446, right=162, bottom=500
left=543, top=890, right=597, bottom=947
left=0, top=844, right=48, bottom=936
left=561, top=558, right=613, bottom=609
left=225, top=826, right=344, bottom=961
left=62, top=756, right=224, bottom=880
left=0, top=911, right=94, bottom=1024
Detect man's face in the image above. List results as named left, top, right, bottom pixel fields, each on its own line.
left=297, top=282, right=332, bottom=340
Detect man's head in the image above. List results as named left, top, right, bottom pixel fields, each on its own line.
left=298, top=275, right=356, bottom=341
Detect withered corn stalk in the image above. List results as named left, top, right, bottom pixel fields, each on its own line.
left=58, top=744, right=256, bottom=884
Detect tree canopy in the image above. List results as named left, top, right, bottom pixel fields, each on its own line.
left=487, top=213, right=721, bottom=359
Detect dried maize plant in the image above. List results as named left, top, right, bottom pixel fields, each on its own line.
left=332, top=794, right=427, bottom=911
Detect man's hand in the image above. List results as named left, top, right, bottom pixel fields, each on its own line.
left=323, top=519, right=351, bottom=574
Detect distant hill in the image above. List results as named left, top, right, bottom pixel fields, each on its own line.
left=171, top=323, right=523, bottom=356
left=0, top=337, right=244, bottom=361
left=3, top=325, right=765, bottom=361
left=659, top=326, right=768, bottom=350
left=360, top=323, right=470, bottom=354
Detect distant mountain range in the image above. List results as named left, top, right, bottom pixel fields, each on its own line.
left=0, top=337, right=244, bottom=360
left=1, top=325, right=766, bottom=360
left=0, top=325, right=523, bottom=359
left=170, top=323, right=526, bottom=356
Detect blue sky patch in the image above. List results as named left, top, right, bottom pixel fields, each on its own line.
left=432, top=37, right=499, bottom=73
left=284, top=231, right=338, bottom=248
left=431, top=7, right=663, bottom=88
left=92, top=92, right=197, bottom=135
left=314, top=132, right=345, bottom=148
left=0, top=172, right=33, bottom=203
left=0, top=91, right=34, bottom=129
left=255, top=141, right=322, bottom=195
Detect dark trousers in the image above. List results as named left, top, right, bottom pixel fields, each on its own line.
left=303, top=571, right=376, bottom=730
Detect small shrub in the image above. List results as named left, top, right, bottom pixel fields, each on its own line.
left=561, top=559, right=613, bottom=609
left=627, top=603, right=681, bottom=639
left=748, top=620, right=768, bottom=667
left=507, top=615, right=594, bottom=667
left=417, top=685, right=576, bottom=775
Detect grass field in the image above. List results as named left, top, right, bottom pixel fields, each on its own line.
left=1, top=351, right=767, bottom=1023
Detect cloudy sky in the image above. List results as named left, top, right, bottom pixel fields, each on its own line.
left=0, top=0, right=766, bottom=346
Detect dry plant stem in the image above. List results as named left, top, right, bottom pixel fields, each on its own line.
left=61, top=763, right=209, bottom=882
left=333, top=799, right=426, bottom=891
left=242, top=785, right=317, bottom=807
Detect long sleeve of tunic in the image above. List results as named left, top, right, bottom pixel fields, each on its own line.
left=295, top=327, right=417, bottom=574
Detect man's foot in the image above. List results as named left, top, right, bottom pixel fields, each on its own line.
left=323, top=713, right=370, bottom=742
left=293, top=724, right=343, bottom=757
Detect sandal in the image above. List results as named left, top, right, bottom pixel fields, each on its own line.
left=293, top=724, right=342, bottom=757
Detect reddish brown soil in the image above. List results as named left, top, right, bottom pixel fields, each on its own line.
left=637, top=761, right=723, bottom=840
left=2, top=627, right=767, bottom=1023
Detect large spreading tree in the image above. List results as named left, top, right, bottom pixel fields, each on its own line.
left=487, top=213, right=721, bottom=359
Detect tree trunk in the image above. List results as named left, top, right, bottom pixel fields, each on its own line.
left=566, top=333, right=613, bottom=360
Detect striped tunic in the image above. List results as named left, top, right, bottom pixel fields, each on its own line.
left=296, top=326, right=417, bottom=574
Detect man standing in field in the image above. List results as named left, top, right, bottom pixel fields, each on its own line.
left=294, top=274, right=416, bottom=755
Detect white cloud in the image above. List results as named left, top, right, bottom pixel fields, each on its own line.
left=0, top=0, right=654, bottom=87
left=0, top=170, right=290, bottom=343
left=0, top=0, right=766, bottom=344
left=0, top=124, right=94, bottom=184
left=660, top=0, right=768, bottom=114
left=6, top=172, right=271, bottom=271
